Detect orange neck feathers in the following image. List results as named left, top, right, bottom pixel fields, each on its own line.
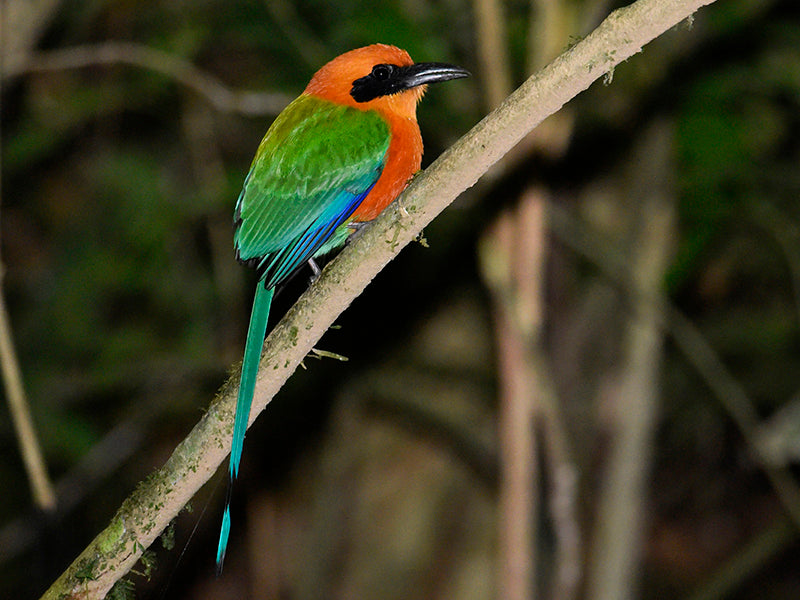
left=303, top=44, right=426, bottom=122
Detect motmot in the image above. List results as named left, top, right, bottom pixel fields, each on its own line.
left=217, top=44, right=469, bottom=571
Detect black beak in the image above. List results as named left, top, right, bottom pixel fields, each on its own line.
left=398, top=62, right=471, bottom=88
left=351, top=61, right=470, bottom=103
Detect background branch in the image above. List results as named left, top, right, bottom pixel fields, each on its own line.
left=585, top=120, right=676, bottom=600
left=473, top=0, right=512, bottom=110
left=4, top=42, right=292, bottom=116
left=479, top=201, right=542, bottom=600
left=1, top=0, right=57, bottom=514
left=548, top=200, right=800, bottom=532
left=0, top=287, right=56, bottom=512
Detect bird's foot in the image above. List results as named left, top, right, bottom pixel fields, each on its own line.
left=345, top=221, right=369, bottom=245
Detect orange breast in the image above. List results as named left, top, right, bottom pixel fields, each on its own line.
left=351, top=115, right=423, bottom=222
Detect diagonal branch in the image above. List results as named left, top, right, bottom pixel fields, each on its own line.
left=39, top=0, right=719, bottom=597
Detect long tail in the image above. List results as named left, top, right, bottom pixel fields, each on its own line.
left=217, top=282, right=274, bottom=573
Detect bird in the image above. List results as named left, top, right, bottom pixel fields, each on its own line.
left=216, top=43, right=469, bottom=572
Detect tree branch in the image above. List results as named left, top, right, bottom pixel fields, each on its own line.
left=0, top=285, right=57, bottom=512
left=39, top=0, right=719, bottom=597
left=4, top=41, right=291, bottom=116
left=1, top=0, right=58, bottom=515
left=585, top=119, right=676, bottom=600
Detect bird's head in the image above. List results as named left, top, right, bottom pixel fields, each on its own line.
left=304, top=44, right=469, bottom=120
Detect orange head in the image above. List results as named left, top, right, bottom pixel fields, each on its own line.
left=304, top=44, right=469, bottom=120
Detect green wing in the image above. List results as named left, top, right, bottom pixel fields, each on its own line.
left=234, top=94, right=390, bottom=287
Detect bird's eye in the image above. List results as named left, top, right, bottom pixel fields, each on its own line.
left=371, top=64, right=393, bottom=80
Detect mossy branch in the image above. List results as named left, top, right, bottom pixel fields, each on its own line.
left=39, top=0, right=718, bottom=596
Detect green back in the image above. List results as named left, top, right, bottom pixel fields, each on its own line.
left=234, top=94, right=391, bottom=286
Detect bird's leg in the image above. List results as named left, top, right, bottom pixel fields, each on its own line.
left=307, top=258, right=322, bottom=282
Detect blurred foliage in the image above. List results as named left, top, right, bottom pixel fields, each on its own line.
left=2, top=0, right=800, bottom=599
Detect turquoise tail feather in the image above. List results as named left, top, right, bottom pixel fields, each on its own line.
left=217, top=282, right=274, bottom=573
